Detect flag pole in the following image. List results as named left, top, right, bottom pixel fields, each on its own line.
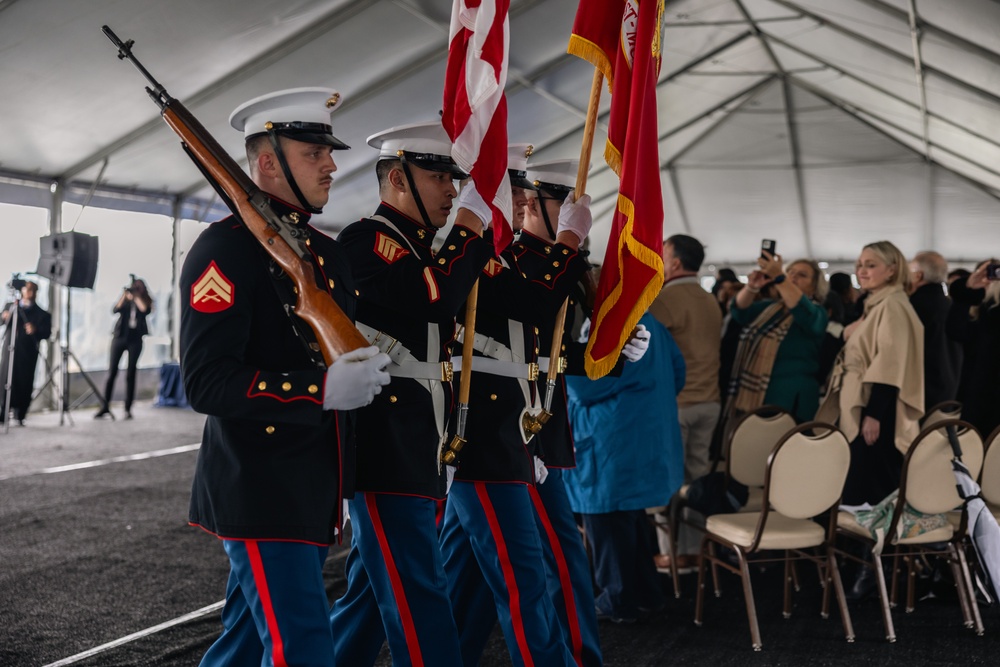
left=529, top=68, right=605, bottom=434
left=441, top=278, right=479, bottom=465
left=575, top=69, right=604, bottom=198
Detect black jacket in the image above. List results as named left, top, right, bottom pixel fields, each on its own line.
left=909, top=282, right=960, bottom=411
left=340, top=203, right=494, bottom=499
left=112, top=300, right=150, bottom=339
left=452, top=230, right=588, bottom=483
left=949, top=276, right=1000, bottom=438
left=181, top=198, right=356, bottom=544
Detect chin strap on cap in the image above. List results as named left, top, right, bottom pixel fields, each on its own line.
left=267, top=129, right=322, bottom=214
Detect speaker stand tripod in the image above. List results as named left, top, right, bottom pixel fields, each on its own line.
left=33, top=288, right=113, bottom=425
left=2, top=292, right=24, bottom=435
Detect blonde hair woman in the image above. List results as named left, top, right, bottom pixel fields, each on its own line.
left=817, top=241, right=924, bottom=506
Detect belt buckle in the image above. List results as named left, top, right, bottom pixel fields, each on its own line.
left=441, top=361, right=454, bottom=382
left=384, top=338, right=400, bottom=355
left=527, top=362, right=539, bottom=382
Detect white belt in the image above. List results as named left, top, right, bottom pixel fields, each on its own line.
left=456, top=328, right=514, bottom=362
left=356, top=322, right=452, bottom=382
left=536, top=356, right=568, bottom=375
left=452, top=356, right=539, bottom=381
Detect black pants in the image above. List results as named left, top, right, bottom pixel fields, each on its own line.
left=103, top=335, right=143, bottom=411
left=842, top=433, right=903, bottom=506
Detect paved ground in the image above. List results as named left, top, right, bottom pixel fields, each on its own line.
left=1, top=402, right=997, bottom=666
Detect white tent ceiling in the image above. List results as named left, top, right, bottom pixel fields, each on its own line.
left=1, top=0, right=999, bottom=266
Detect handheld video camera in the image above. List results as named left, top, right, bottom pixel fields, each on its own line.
left=125, top=273, right=137, bottom=293
left=7, top=273, right=27, bottom=291
left=986, top=262, right=1000, bottom=282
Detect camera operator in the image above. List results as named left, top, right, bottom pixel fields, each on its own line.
left=1, top=279, right=52, bottom=426
left=95, top=277, right=153, bottom=420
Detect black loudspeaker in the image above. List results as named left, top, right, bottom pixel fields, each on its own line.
left=36, top=232, right=100, bottom=289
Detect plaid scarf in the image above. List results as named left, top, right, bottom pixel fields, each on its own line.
left=724, top=300, right=793, bottom=419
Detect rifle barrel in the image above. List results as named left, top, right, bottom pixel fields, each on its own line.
left=102, top=26, right=169, bottom=107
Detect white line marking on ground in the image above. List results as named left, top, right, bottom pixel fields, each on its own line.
left=42, top=548, right=352, bottom=666
left=41, top=600, right=225, bottom=667
left=0, top=443, right=202, bottom=480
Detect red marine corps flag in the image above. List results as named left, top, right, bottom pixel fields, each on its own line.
left=570, top=0, right=665, bottom=379
left=442, top=0, right=513, bottom=255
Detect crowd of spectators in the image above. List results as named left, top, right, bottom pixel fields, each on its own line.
left=562, top=235, right=1000, bottom=621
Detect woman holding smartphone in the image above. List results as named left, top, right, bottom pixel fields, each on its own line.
left=724, top=243, right=829, bottom=426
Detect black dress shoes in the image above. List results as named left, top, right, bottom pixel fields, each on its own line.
left=846, top=561, right=879, bottom=601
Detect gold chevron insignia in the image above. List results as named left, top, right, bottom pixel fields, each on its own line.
left=483, top=258, right=504, bottom=277
left=374, top=232, right=410, bottom=264
left=191, top=262, right=235, bottom=313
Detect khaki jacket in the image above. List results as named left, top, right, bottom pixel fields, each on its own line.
left=817, top=285, right=924, bottom=453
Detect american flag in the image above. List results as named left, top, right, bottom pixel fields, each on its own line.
left=442, top=0, right=513, bottom=255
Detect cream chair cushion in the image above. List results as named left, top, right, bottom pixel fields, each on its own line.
left=707, top=512, right=825, bottom=550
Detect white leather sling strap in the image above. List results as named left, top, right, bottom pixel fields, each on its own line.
left=452, top=320, right=540, bottom=409
left=363, top=215, right=450, bottom=458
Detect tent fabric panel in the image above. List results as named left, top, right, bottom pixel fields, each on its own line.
left=790, top=86, right=919, bottom=166
left=0, top=0, right=352, bottom=175
left=768, top=0, right=913, bottom=58
left=659, top=73, right=773, bottom=137
left=927, top=149, right=1000, bottom=201
left=507, top=0, right=580, bottom=75
left=676, top=167, right=805, bottom=263
left=761, top=18, right=919, bottom=105
left=923, top=73, right=1000, bottom=146
left=927, top=118, right=1000, bottom=182
left=660, top=25, right=753, bottom=81
left=790, top=67, right=925, bottom=138
left=87, top=2, right=450, bottom=196
left=929, top=166, right=1000, bottom=262
left=802, top=163, right=930, bottom=261
left=674, top=81, right=794, bottom=167
left=917, top=0, right=1000, bottom=59
left=920, top=31, right=1000, bottom=99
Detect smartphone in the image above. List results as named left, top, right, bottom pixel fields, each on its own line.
left=760, top=239, right=777, bottom=259
left=986, top=262, right=1000, bottom=281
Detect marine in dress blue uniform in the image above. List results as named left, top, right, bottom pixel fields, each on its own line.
left=328, top=121, right=494, bottom=667
left=439, top=148, right=592, bottom=667
left=521, top=158, right=610, bottom=666
left=182, top=88, right=391, bottom=667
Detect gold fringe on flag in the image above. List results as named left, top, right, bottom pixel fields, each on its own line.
left=583, top=193, right=665, bottom=379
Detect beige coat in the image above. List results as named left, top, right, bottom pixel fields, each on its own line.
left=817, top=285, right=924, bottom=453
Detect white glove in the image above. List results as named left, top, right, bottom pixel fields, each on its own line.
left=577, top=317, right=591, bottom=344
left=343, top=499, right=351, bottom=525
left=534, top=456, right=549, bottom=484
left=323, top=345, right=391, bottom=411
left=456, top=181, right=492, bottom=230
left=622, top=324, right=650, bottom=363
left=446, top=465, right=457, bottom=494
left=556, top=191, right=592, bottom=244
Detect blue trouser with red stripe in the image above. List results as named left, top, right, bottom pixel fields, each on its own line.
left=199, top=539, right=334, bottom=667
left=530, top=469, right=603, bottom=667
left=441, top=480, right=575, bottom=667
left=329, top=492, right=463, bottom=667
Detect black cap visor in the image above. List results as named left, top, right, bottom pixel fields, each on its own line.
left=402, top=152, right=469, bottom=179
left=509, top=169, right=536, bottom=190
left=534, top=182, right=573, bottom=201
left=249, top=121, right=350, bottom=150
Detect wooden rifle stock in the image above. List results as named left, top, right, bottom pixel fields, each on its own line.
left=103, top=25, right=367, bottom=365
